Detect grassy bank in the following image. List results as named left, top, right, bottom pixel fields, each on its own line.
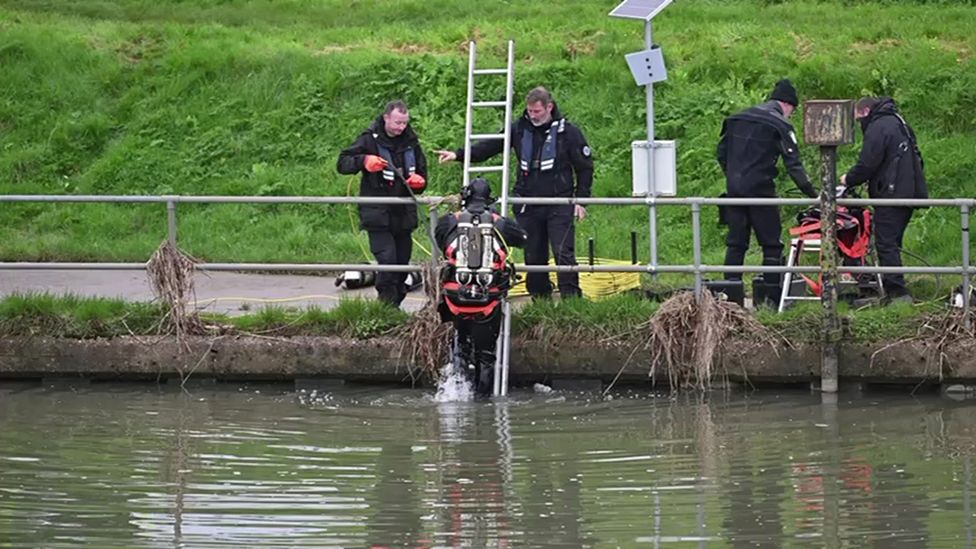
left=0, top=292, right=948, bottom=345
left=0, top=0, right=975, bottom=294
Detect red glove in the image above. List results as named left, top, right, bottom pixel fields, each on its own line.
left=406, top=173, right=426, bottom=191
left=363, top=155, right=388, bottom=173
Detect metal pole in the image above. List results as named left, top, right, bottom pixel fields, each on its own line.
left=166, top=198, right=177, bottom=246
left=692, top=201, right=702, bottom=300
left=963, top=205, right=971, bottom=330
left=427, top=204, right=440, bottom=260
left=500, top=300, right=512, bottom=397
left=500, top=40, right=515, bottom=216
left=645, top=21, right=658, bottom=278
left=648, top=204, right=655, bottom=275
left=462, top=41, right=477, bottom=190
left=493, top=331, right=503, bottom=396
left=819, top=148, right=840, bottom=394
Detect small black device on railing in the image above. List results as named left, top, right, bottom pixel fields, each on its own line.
left=630, top=231, right=638, bottom=265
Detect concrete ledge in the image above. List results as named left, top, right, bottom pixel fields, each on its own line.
left=0, top=335, right=973, bottom=386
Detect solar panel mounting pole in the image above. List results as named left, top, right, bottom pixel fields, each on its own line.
left=611, top=0, right=673, bottom=276
left=645, top=20, right=658, bottom=278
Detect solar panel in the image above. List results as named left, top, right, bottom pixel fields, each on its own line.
left=608, top=0, right=674, bottom=21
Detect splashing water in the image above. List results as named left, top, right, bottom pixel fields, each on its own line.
left=434, top=362, right=474, bottom=402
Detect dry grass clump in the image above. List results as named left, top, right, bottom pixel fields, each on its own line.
left=871, top=308, right=976, bottom=377
left=396, top=260, right=454, bottom=383
left=640, top=291, right=778, bottom=391
left=146, top=240, right=205, bottom=344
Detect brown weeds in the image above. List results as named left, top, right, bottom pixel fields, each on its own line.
left=640, top=291, right=778, bottom=391
left=146, top=240, right=205, bottom=346
left=396, top=261, right=454, bottom=383
left=871, top=308, right=976, bottom=379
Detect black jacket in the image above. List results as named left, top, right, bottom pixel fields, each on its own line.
left=455, top=105, right=594, bottom=199
left=844, top=98, right=928, bottom=201
left=717, top=100, right=816, bottom=198
left=337, top=116, right=428, bottom=231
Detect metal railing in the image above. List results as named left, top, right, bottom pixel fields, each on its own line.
left=0, top=193, right=972, bottom=323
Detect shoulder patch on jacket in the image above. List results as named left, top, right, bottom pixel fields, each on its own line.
left=582, top=145, right=592, bottom=157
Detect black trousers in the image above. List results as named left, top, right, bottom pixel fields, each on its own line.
left=723, top=204, right=784, bottom=285
left=873, top=206, right=913, bottom=295
left=516, top=205, right=582, bottom=298
left=368, top=230, right=413, bottom=306
left=454, top=309, right=502, bottom=395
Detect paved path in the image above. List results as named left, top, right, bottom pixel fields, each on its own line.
left=0, top=270, right=429, bottom=314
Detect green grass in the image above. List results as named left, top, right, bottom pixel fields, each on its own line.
left=0, top=293, right=164, bottom=337
left=0, top=291, right=946, bottom=344
left=754, top=298, right=944, bottom=343
left=216, top=298, right=409, bottom=338
left=0, top=293, right=409, bottom=338
left=513, top=292, right=659, bottom=340
left=0, top=0, right=975, bottom=296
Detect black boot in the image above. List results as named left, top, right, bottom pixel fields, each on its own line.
left=474, top=350, right=496, bottom=396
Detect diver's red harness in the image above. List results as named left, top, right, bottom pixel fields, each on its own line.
left=442, top=210, right=515, bottom=319
left=789, top=205, right=874, bottom=296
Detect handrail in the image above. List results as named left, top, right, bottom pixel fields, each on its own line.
left=0, top=193, right=970, bottom=327
left=2, top=194, right=974, bottom=208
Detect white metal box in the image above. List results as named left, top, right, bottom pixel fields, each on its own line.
left=631, top=140, right=676, bottom=196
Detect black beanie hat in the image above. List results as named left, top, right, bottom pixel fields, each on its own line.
left=769, top=79, right=799, bottom=107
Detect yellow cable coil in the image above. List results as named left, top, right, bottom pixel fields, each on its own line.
left=507, top=257, right=641, bottom=299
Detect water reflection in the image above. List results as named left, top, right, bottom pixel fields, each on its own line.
left=1, top=384, right=976, bottom=546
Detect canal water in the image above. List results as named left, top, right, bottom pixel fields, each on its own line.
left=1, top=382, right=975, bottom=547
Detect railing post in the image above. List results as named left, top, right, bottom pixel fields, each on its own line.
left=165, top=197, right=178, bottom=246
left=428, top=206, right=439, bottom=266
left=963, top=205, right=971, bottom=330
left=691, top=200, right=702, bottom=300
left=647, top=196, right=657, bottom=280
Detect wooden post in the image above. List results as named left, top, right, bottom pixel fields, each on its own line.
left=819, top=148, right=841, bottom=394
left=803, top=100, right=855, bottom=394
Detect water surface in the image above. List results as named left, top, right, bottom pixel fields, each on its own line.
left=1, top=383, right=975, bottom=547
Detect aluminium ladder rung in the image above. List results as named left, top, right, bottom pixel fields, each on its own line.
left=472, top=101, right=507, bottom=108
left=473, top=68, right=508, bottom=75
left=471, top=133, right=507, bottom=140
left=468, top=165, right=505, bottom=173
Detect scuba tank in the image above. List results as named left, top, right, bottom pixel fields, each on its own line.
left=453, top=210, right=500, bottom=300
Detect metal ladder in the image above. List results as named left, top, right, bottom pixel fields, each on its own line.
left=779, top=238, right=823, bottom=313
left=778, top=237, right=886, bottom=313
left=461, top=40, right=516, bottom=397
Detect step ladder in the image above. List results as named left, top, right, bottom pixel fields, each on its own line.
left=778, top=237, right=886, bottom=313
left=461, top=40, right=516, bottom=397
